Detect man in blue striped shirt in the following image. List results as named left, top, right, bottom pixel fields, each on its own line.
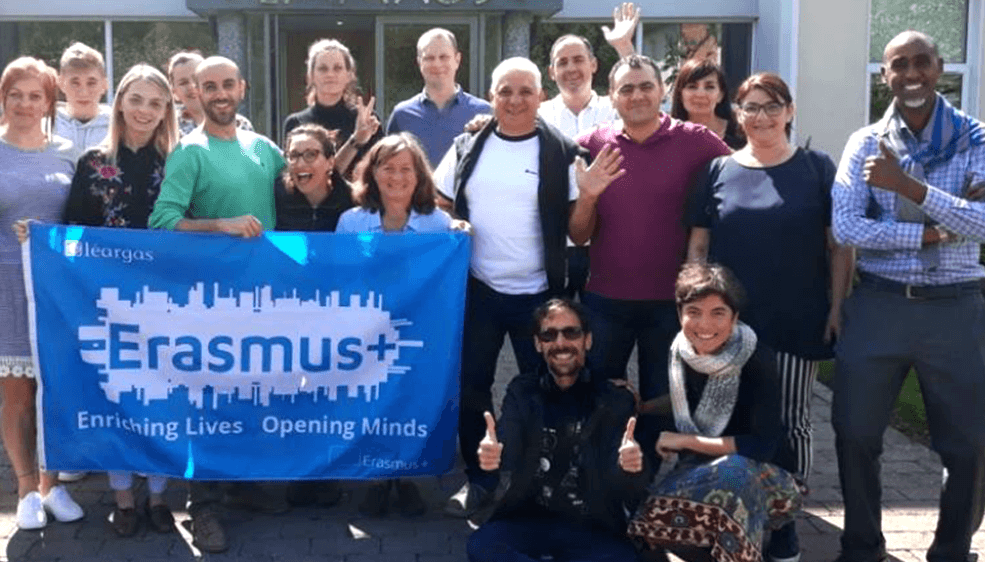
left=831, top=30, right=985, bottom=562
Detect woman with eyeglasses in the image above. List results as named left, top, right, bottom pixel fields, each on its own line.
left=337, top=133, right=469, bottom=516
left=684, top=72, right=852, bottom=562
left=274, top=123, right=355, bottom=510
left=276, top=123, right=355, bottom=232
left=671, top=58, right=744, bottom=150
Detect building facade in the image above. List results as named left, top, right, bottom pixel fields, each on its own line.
left=2, top=0, right=982, bottom=156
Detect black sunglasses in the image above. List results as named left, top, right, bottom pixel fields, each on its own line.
left=536, top=326, right=585, bottom=343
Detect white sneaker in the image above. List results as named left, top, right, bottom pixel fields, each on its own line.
left=58, top=471, right=87, bottom=483
left=16, top=492, right=47, bottom=530
left=42, top=485, right=84, bottom=522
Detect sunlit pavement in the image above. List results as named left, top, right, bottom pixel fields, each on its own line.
left=0, top=344, right=979, bottom=561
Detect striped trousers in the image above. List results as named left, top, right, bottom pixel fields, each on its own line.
left=775, top=352, right=817, bottom=482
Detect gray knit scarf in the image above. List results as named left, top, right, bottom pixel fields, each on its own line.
left=669, top=322, right=757, bottom=438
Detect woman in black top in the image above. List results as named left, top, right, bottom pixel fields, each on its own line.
left=671, top=59, right=744, bottom=150
left=61, top=63, right=180, bottom=537
left=276, top=123, right=355, bottom=232
left=282, top=39, right=383, bottom=177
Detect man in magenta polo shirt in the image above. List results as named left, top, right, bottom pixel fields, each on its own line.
left=570, top=54, right=730, bottom=448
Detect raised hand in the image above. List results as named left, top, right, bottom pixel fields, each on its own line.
left=477, top=411, right=503, bottom=472
left=617, top=417, right=643, bottom=473
left=864, top=139, right=910, bottom=192
left=575, top=144, right=626, bottom=201
left=602, top=3, right=640, bottom=57
left=353, top=95, right=380, bottom=146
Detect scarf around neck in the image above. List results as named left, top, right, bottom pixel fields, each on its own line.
left=879, top=94, right=985, bottom=224
left=669, top=322, right=757, bottom=438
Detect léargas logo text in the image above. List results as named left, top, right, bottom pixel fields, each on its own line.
left=64, top=240, right=154, bottom=264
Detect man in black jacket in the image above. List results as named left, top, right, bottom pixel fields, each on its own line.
left=466, top=298, right=647, bottom=562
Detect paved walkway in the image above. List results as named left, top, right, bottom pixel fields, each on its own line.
left=0, top=346, right=980, bottom=561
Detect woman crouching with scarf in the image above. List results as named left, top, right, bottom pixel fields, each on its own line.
left=628, top=263, right=805, bottom=562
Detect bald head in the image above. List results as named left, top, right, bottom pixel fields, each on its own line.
left=883, top=31, right=940, bottom=63
left=195, top=56, right=241, bottom=83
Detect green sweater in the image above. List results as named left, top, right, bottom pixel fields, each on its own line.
left=149, top=128, right=284, bottom=230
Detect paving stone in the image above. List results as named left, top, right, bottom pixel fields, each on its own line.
left=380, top=531, right=451, bottom=554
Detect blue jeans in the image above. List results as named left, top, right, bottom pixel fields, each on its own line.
left=833, top=280, right=985, bottom=562
left=467, top=516, right=639, bottom=562
left=581, top=292, right=679, bottom=469
left=459, top=277, right=547, bottom=487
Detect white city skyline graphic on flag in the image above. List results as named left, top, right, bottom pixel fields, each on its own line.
left=77, top=284, right=423, bottom=409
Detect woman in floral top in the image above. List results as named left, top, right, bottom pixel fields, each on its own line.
left=61, top=64, right=179, bottom=536
left=62, top=64, right=177, bottom=229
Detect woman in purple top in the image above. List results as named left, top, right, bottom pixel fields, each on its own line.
left=338, top=133, right=467, bottom=517
left=685, top=73, right=853, bottom=561
left=0, top=57, right=84, bottom=531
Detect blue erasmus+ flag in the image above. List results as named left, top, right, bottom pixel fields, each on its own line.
left=23, top=224, right=470, bottom=480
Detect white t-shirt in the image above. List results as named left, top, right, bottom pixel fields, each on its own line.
left=434, top=131, right=579, bottom=295
left=537, top=92, right=618, bottom=140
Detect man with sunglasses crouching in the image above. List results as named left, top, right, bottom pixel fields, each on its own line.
left=466, top=298, right=648, bottom=562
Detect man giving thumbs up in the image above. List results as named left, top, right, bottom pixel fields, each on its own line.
left=466, top=298, right=648, bottom=562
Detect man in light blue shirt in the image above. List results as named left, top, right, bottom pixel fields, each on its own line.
left=385, top=28, right=490, bottom=167
left=831, top=30, right=985, bottom=562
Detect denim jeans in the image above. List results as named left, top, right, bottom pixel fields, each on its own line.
left=467, top=516, right=639, bottom=562
left=459, top=277, right=547, bottom=487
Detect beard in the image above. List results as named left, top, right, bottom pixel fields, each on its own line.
left=204, top=99, right=238, bottom=126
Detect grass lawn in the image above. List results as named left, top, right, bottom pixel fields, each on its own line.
left=817, top=361, right=929, bottom=443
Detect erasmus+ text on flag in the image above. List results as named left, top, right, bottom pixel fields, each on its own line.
left=23, top=224, right=470, bottom=480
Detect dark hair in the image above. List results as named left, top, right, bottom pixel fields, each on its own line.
left=734, top=72, right=794, bottom=138
left=607, top=54, right=662, bottom=91
left=675, top=263, right=746, bottom=315
left=531, top=298, right=591, bottom=335
left=282, top=124, right=341, bottom=194
left=671, top=58, right=736, bottom=125
left=352, top=133, right=436, bottom=215
left=549, top=34, right=595, bottom=63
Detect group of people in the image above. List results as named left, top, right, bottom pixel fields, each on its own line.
left=0, top=8, right=983, bottom=562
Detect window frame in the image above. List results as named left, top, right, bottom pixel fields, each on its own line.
left=864, top=0, right=983, bottom=120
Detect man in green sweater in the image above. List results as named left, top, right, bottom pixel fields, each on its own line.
left=148, top=57, right=284, bottom=554
left=149, top=56, right=282, bottom=235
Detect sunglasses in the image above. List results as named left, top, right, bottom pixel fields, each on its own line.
left=536, top=326, right=585, bottom=343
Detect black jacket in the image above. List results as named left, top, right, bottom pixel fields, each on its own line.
left=486, top=367, right=650, bottom=535
left=274, top=173, right=354, bottom=232
left=449, top=118, right=588, bottom=295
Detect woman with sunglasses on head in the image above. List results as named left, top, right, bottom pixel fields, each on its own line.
left=277, top=123, right=355, bottom=232
left=671, top=58, right=744, bottom=150
left=0, top=56, right=84, bottom=531
left=337, top=133, right=469, bottom=516
left=275, top=123, right=355, bottom=509
left=684, top=72, right=853, bottom=562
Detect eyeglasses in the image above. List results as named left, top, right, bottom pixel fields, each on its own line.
left=536, top=326, right=585, bottom=343
left=739, top=102, right=786, bottom=117
left=286, top=149, right=322, bottom=163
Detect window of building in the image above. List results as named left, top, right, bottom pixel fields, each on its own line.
left=529, top=20, right=752, bottom=100
left=867, top=0, right=981, bottom=122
